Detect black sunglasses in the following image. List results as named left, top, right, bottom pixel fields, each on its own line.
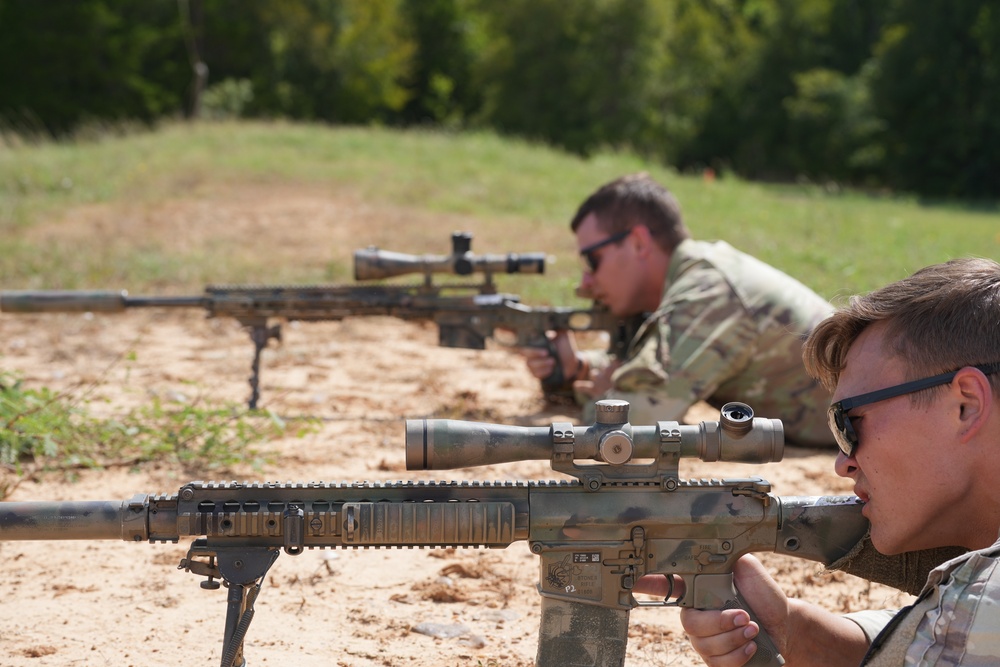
left=579, top=229, right=631, bottom=273
left=828, top=362, right=1000, bottom=457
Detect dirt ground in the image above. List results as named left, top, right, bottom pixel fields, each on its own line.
left=0, top=187, right=915, bottom=667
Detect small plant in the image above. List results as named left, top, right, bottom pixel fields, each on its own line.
left=0, top=372, right=315, bottom=499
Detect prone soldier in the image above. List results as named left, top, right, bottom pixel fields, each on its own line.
left=522, top=173, right=837, bottom=447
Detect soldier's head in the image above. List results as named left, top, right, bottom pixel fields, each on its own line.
left=804, top=257, right=1000, bottom=395
left=804, top=257, right=1000, bottom=554
left=570, top=173, right=691, bottom=255
left=570, top=174, right=689, bottom=315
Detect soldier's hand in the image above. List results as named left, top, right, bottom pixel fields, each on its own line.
left=519, top=331, right=582, bottom=383
left=679, top=555, right=790, bottom=667
left=574, top=360, right=618, bottom=398
left=520, top=346, right=556, bottom=380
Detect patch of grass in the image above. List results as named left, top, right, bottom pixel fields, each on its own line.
left=1, top=120, right=997, bottom=305
left=0, top=372, right=316, bottom=499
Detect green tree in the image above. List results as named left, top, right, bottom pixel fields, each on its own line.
left=248, top=0, right=415, bottom=123
left=657, top=0, right=762, bottom=171
left=782, top=65, right=885, bottom=184
left=870, top=0, right=1000, bottom=197
left=676, top=0, right=889, bottom=183
left=397, top=0, right=488, bottom=126
left=478, top=0, right=672, bottom=157
left=0, top=1, right=188, bottom=135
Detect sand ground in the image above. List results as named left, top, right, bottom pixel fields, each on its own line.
left=0, top=186, right=913, bottom=666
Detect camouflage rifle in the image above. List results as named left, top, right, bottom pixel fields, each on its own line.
left=0, top=232, right=637, bottom=408
left=0, top=401, right=944, bottom=667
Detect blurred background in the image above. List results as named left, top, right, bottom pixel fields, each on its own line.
left=2, top=0, right=997, bottom=200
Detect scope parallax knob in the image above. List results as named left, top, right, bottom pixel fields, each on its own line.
left=594, top=399, right=629, bottom=425
left=599, top=431, right=633, bottom=465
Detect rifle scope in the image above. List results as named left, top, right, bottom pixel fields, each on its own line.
left=354, top=231, right=546, bottom=280
left=405, top=400, right=783, bottom=470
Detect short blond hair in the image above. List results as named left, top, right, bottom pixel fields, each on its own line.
left=804, top=257, right=1000, bottom=396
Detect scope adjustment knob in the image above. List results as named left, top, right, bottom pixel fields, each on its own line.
left=720, top=402, right=754, bottom=436
left=594, top=399, right=629, bottom=425
left=599, top=430, right=633, bottom=465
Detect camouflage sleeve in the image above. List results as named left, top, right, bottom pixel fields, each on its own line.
left=604, top=269, right=758, bottom=421
left=599, top=388, right=692, bottom=425
left=579, top=347, right=613, bottom=374
left=910, top=547, right=1000, bottom=663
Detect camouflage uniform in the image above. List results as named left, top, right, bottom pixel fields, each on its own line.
left=846, top=532, right=1000, bottom=665
left=580, top=239, right=835, bottom=447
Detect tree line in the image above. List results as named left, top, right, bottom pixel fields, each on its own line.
left=1, top=0, right=996, bottom=199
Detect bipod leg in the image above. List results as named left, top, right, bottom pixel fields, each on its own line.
left=245, top=322, right=281, bottom=410
left=215, top=548, right=281, bottom=667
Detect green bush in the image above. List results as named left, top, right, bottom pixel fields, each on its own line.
left=0, top=372, right=313, bottom=498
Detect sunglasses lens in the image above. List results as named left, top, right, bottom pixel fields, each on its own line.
left=827, top=405, right=856, bottom=457
left=579, top=229, right=629, bottom=274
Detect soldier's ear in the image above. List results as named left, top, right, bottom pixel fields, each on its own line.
left=629, top=224, right=654, bottom=255
left=952, top=366, right=993, bottom=443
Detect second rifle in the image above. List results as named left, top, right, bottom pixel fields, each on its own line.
left=1, top=232, right=636, bottom=408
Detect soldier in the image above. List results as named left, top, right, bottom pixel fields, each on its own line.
left=659, top=257, right=1000, bottom=665
left=522, top=172, right=836, bottom=447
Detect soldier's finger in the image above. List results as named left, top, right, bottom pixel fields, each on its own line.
left=680, top=608, right=760, bottom=667
left=555, top=331, right=581, bottom=363
left=526, top=356, right=556, bottom=379
left=517, top=347, right=549, bottom=360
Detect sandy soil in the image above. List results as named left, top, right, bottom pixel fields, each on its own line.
left=0, top=187, right=914, bottom=667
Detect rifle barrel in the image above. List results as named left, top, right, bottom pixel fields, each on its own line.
left=0, top=290, right=206, bottom=313
left=0, top=500, right=133, bottom=540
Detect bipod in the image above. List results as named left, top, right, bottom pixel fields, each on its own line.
left=179, top=540, right=281, bottom=667
left=244, top=320, right=282, bottom=410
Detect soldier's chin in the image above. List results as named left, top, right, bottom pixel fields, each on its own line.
left=868, top=526, right=907, bottom=557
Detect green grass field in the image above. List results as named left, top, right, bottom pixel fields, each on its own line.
left=2, top=119, right=999, bottom=303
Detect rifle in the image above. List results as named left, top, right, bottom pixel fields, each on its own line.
left=0, top=401, right=925, bottom=666
left=0, top=232, right=636, bottom=408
